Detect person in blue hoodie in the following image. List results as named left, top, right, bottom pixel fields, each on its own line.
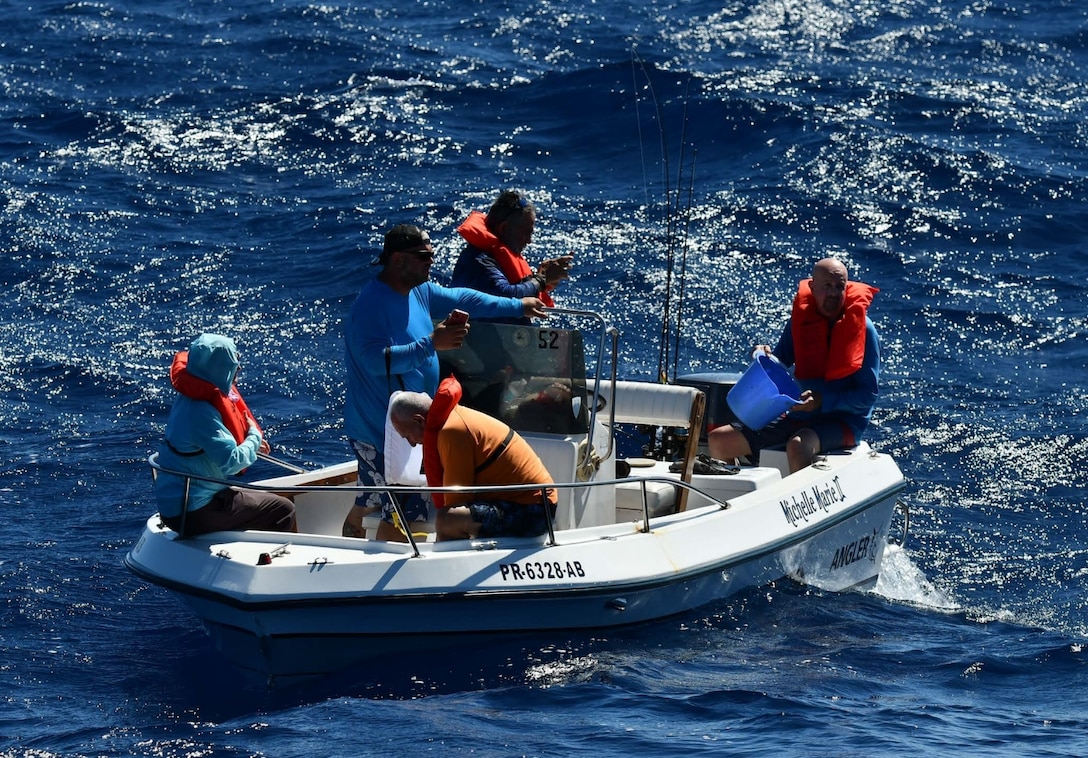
left=154, top=333, right=296, bottom=536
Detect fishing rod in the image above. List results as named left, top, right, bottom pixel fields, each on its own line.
left=631, top=51, right=700, bottom=460
left=666, top=77, right=697, bottom=386
left=257, top=451, right=309, bottom=474
left=671, top=148, right=697, bottom=385
left=630, top=51, right=674, bottom=385
left=631, top=50, right=698, bottom=387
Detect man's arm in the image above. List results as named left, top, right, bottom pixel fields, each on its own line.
left=193, top=405, right=261, bottom=476
left=464, top=253, right=543, bottom=299
left=425, top=281, right=532, bottom=322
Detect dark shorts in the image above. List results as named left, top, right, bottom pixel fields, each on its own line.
left=349, top=439, right=432, bottom=524
left=740, top=415, right=861, bottom=462
left=467, top=500, right=555, bottom=539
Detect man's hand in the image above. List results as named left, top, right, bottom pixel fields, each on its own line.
left=433, top=319, right=469, bottom=351
left=249, top=422, right=271, bottom=454
left=521, top=296, right=548, bottom=320
left=792, top=389, right=821, bottom=414
left=537, top=256, right=573, bottom=287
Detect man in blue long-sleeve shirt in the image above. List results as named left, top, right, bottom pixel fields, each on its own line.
left=343, top=223, right=546, bottom=540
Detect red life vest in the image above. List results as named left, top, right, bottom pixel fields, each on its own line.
left=457, top=211, right=556, bottom=307
left=169, top=350, right=261, bottom=444
left=422, top=375, right=462, bottom=508
left=790, top=280, right=878, bottom=381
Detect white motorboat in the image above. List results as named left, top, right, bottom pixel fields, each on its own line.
left=125, top=309, right=907, bottom=684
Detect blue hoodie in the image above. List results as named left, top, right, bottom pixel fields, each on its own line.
left=153, top=334, right=263, bottom=518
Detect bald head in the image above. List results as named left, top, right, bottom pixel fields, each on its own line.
left=810, top=258, right=849, bottom=319
left=812, top=257, right=847, bottom=280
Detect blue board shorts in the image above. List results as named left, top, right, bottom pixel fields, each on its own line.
left=349, top=439, right=432, bottom=524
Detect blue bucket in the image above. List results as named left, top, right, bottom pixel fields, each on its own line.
left=726, top=352, right=802, bottom=430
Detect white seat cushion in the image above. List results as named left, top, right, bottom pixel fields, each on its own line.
left=614, top=479, right=678, bottom=518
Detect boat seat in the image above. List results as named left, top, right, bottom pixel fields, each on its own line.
left=759, top=444, right=791, bottom=479
left=359, top=511, right=436, bottom=540
left=596, top=379, right=704, bottom=428
left=523, top=434, right=581, bottom=530
left=259, top=462, right=358, bottom=537
left=757, top=443, right=866, bottom=479
left=594, top=379, right=705, bottom=511
left=615, top=459, right=783, bottom=521
left=292, top=489, right=359, bottom=536
left=614, top=477, right=678, bottom=519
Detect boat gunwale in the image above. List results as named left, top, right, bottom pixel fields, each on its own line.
left=148, top=451, right=732, bottom=503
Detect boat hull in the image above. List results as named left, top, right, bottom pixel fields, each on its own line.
left=126, top=446, right=904, bottom=683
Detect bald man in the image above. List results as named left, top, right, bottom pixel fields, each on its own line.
left=709, top=258, right=881, bottom=473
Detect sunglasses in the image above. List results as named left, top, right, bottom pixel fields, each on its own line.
left=400, top=247, right=435, bottom=260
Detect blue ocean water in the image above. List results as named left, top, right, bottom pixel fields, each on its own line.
left=2, top=0, right=1087, bottom=754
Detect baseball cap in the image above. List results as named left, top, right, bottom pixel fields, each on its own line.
left=376, top=224, right=432, bottom=265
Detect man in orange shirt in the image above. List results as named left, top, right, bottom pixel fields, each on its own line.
left=389, top=376, right=557, bottom=541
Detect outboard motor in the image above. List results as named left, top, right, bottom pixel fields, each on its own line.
left=675, top=371, right=743, bottom=446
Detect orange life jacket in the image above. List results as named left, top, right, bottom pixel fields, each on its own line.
left=790, top=280, right=878, bottom=381
left=456, top=211, right=555, bottom=307
left=169, top=350, right=261, bottom=444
